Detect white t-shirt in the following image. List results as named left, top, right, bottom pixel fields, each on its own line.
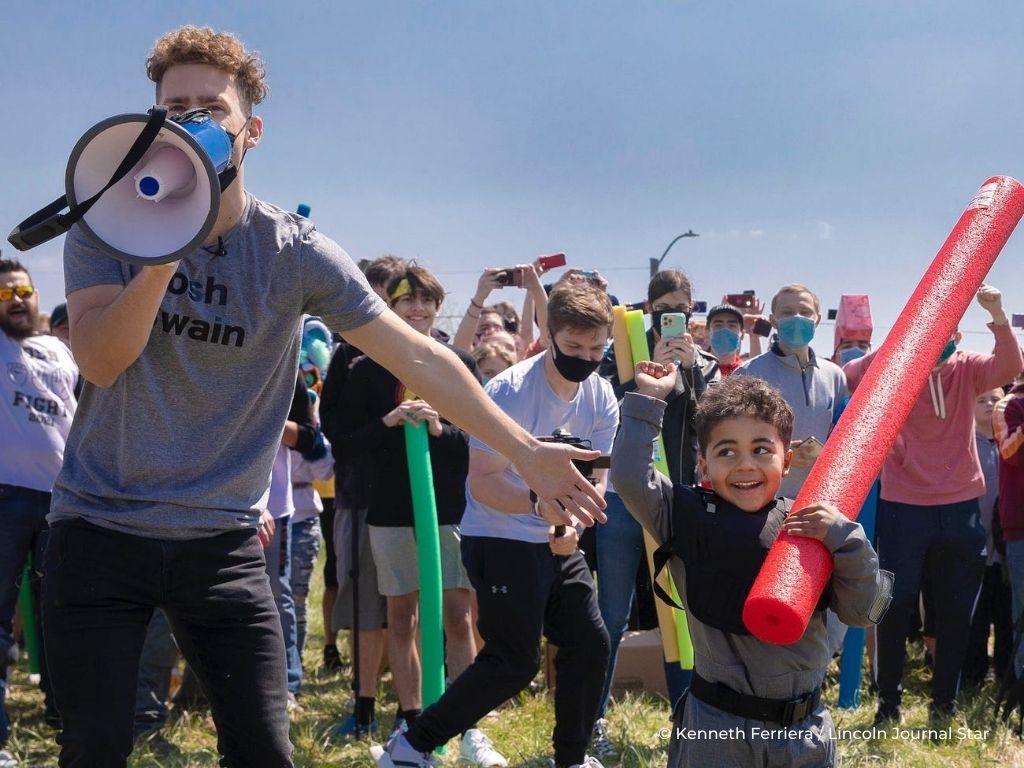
left=1, top=332, right=79, bottom=492
left=291, top=437, right=335, bottom=523
left=460, top=352, right=619, bottom=544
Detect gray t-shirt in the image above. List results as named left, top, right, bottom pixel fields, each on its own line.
left=460, top=352, right=619, bottom=544
left=50, top=194, right=385, bottom=539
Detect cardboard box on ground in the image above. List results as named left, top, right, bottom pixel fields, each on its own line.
left=545, top=629, right=669, bottom=700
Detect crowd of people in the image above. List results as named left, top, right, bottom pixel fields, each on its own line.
left=1, top=23, right=1022, bottom=768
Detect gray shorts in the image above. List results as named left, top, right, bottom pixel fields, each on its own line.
left=367, top=524, right=472, bottom=597
left=333, top=504, right=387, bottom=631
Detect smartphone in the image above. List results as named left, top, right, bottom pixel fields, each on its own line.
left=794, top=436, right=824, bottom=459
left=495, top=268, right=524, bottom=288
left=1013, top=313, right=1024, bottom=329
left=538, top=252, right=566, bottom=271
left=725, top=292, right=757, bottom=310
left=660, top=312, right=689, bottom=339
left=753, top=318, right=772, bottom=337
left=692, top=300, right=708, bottom=314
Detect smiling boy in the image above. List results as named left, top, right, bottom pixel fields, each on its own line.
left=611, top=365, right=890, bottom=768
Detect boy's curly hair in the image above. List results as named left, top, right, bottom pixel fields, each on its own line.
left=146, top=26, right=269, bottom=111
left=695, top=376, right=793, bottom=452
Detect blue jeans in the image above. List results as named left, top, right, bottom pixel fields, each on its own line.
left=42, top=519, right=293, bottom=767
left=134, top=609, right=178, bottom=738
left=595, top=492, right=647, bottom=718
left=1006, top=540, right=1024, bottom=676
left=289, top=516, right=321, bottom=657
left=0, top=484, right=55, bottom=747
left=265, top=515, right=301, bottom=695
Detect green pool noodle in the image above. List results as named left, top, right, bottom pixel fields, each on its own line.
left=624, top=309, right=694, bottom=668
left=404, top=420, right=446, bottom=707
left=18, top=555, right=41, bottom=675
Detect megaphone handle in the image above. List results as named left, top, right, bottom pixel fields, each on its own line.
left=8, top=106, right=169, bottom=251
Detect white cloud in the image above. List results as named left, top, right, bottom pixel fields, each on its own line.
left=749, top=228, right=765, bottom=238
left=817, top=220, right=833, bottom=240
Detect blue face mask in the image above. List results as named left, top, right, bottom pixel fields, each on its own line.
left=838, top=347, right=867, bottom=365
left=777, top=315, right=816, bottom=348
left=710, top=328, right=741, bottom=358
left=938, top=338, right=957, bottom=365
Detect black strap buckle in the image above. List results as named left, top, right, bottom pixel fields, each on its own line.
left=780, top=692, right=814, bottom=727
left=7, top=212, right=70, bottom=251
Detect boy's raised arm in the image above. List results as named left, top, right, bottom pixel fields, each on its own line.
left=610, top=391, right=674, bottom=544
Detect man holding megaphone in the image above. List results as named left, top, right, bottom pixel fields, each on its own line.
left=15, top=26, right=607, bottom=768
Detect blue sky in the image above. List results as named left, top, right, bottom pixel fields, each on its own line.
left=4, top=2, right=1024, bottom=356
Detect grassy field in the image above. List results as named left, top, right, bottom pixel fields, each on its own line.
left=7, top=565, right=1024, bottom=767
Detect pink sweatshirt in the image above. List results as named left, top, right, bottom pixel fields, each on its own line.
left=844, top=323, right=1022, bottom=506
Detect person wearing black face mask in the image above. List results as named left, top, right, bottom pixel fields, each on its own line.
left=378, top=283, right=618, bottom=768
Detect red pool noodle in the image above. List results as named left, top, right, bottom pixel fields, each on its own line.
left=743, top=176, right=1024, bottom=644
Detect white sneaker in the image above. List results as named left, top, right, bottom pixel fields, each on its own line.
left=545, top=755, right=604, bottom=768
left=370, top=732, right=437, bottom=768
left=0, top=749, right=17, bottom=768
left=459, top=728, right=508, bottom=767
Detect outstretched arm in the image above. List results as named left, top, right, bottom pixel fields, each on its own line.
left=344, top=310, right=606, bottom=523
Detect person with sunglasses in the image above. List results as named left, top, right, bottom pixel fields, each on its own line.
left=0, top=258, right=79, bottom=767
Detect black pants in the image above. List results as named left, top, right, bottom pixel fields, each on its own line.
left=962, top=562, right=1014, bottom=686
left=875, top=498, right=985, bottom=712
left=42, top=519, right=293, bottom=768
left=409, top=536, right=609, bottom=767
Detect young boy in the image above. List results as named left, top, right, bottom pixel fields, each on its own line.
left=611, top=364, right=890, bottom=768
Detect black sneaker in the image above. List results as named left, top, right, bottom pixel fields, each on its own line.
left=873, top=705, right=901, bottom=728
left=323, top=644, right=344, bottom=672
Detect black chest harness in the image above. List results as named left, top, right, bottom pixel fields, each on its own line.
left=652, top=486, right=829, bottom=635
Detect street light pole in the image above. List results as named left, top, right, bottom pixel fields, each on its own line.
left=650, top=229, right=699, bottom=277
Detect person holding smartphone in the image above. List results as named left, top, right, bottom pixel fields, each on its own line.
left=593, top=270, right=720, bottom=753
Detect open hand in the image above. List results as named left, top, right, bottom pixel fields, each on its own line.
left=782, top=502, right=843, bottom=541
left=515, top=442, right=607, bottom=527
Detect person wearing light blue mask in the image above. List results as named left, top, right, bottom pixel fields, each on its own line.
left=733, top=284, right=847, bottom=501
left=706, top=304, right=746, bottom=375
left=833, top=339, right=871, bottom=367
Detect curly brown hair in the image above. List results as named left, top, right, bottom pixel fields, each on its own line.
left=695, top=376, right=794, bottom=453
left=146, top=26, right=269, bottom=110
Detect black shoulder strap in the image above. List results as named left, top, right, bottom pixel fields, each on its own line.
left=8, top=107, right=168, bottom=251
left=651, top=541, right=685, bottom=611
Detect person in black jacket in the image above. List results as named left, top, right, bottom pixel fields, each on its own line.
left=590, top=270, right=720, bottom=754
left=321, top=255, right=405, bottom=736
left=334, top=265, right=506, bottom=765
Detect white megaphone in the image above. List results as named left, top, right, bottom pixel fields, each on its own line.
left=9, top=106, right=235, bottom=265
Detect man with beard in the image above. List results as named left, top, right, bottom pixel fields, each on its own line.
left=0, top=258, right=79, bottom=767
